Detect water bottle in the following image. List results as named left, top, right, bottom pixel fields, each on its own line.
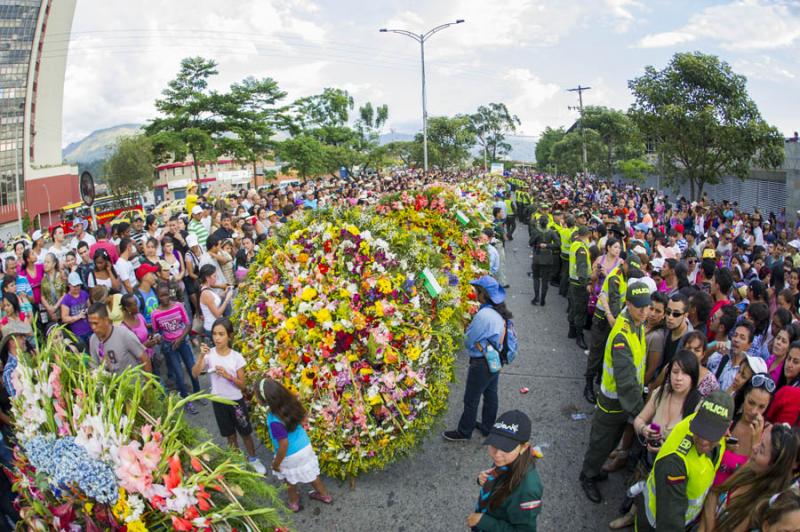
left=627, top=480, right=646, bottom=498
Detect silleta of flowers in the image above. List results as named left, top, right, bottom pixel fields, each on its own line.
left=9, top=335, right=286, bottom=531
left=235, top=207, right=482, bottom=479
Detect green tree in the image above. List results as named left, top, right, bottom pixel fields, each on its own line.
left=469, top=103, right=521, bottom=164
left=417, top=115, right=475, bottom=169
left=581, top=106, right=646, bottom=179
left=217, top=76, right=288, bottom=182
left=628, top=51, right=784, bottom=199
left=534, top=127, right=565, bottom=169
left=278, top=135, right=327, bottom=180
left=550, top=129, right=605, bottom=177
left=618, top=158, right=654, bottom=182
left=384, top=140, right=421, bottom=168
left=103, top=135, right=155, bottom=196
left=145, top=57, right=221, bottom=184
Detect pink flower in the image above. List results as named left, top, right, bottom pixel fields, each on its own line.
left=48, top=364, right=63, bottom=401
left=140, top=440, right=163, bottom=470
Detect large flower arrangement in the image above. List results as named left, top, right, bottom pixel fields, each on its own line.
left=375, top=185, right=489, bottom=316
left=235, top=208, right=476, bottom=479
left=9, top=336, right=287, bottom=531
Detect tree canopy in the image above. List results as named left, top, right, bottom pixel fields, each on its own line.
left=628, top=51, right=784, bottom=199
left=103, top=135, right=156, bottom=196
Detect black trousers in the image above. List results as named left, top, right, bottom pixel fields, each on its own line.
left=505, top=216, right=516, bottom=239
left=568, top=283, right=590, bottom=331
left=559, top=255, right=570, bottom=297
left=532, top=264, right=553, bottom=300
left=587, top=315, right=611, bottom=379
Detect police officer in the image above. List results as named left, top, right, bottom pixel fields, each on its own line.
left=585, top=254, right=642, bottom=404
left=635, top=391, right=733, bottom=531
left=557, top=215, right=576, bottom=299
left=548, top=208, right=564, bottom=288
left=504, top=194, right=516, bottom=240
left=580, top=282, right=651, bottom=504
left=530, top=215, right=560, bottom=306
left=568, top=226, right=592, bottom=349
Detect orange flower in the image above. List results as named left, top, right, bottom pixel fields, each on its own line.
left=165, top=454, right=183, bottom=491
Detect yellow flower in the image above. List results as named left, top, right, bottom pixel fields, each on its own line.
left=359, top=240, right=370, bottom=253
left=368, top=392, right=383, bottom=406
left=398, top=402, right=411, bottom=416
left=301, top=287, right=318, bottom=301
left=84, top=502, right=94, bottom=515
left=377, top=278, right=392, bottom=294
left=406, top=345, right=422, bottom=362
left=352, top=312, right=366, bottom=330
left=298, top=252, right=310, bottom=264
left=346, top=224, right=360, bottom=236
left=339, top=287, right=351, bottom=299
left=374, top=300, right=384, bottom=317
left=284, top=317, right=299, bottom=331
left=127, top=521, right=148, bottom=532
left=379, top=436, right=390, bottom=447
left=359, top=367, right=373, bottom=376
left=314, top=308, right=332, bottom=324
left=301, top=367, right=317, bottom=387
left=112, top=488, right=130, bottom=520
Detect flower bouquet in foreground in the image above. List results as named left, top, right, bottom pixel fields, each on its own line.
left=9, top=332, right=288, bottom=531
left=235, top=208, right=479, bottom=479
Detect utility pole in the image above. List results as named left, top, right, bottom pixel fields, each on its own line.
left=380, top=19, right=465, bottom=175
left=567, top=85, right=591, bottom=178
left=14, top=124, right=22, bottom=233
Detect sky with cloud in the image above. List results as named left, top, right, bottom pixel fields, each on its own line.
left=59, top=0, right=800, bottom=147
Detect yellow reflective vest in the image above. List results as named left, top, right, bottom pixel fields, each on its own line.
left=558, top=225, right=575, bottom=256
left=598, top=311, right=645, bottom=408
left=595, top=266, right=627, bottom=320
left=569, top=240, right=590, bottom=281
left=643, top=414, right=725, bottom=527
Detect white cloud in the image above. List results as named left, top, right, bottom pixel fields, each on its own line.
left=734, top=56, right=796, bottom=81
left=638, top=0, right=800, bottom=50
left=606, top=0, right=642, bottom=32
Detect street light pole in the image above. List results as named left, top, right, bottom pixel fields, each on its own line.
left=42, top=183, right=52, bottom=229
left=14, top=126, right=22, bottom=233
left=380, top=19, right=465, bottom=175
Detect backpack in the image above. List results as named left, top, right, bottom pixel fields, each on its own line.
left=500, top=318, right=519, bottom=365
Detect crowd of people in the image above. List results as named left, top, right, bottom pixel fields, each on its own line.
left=503, top=173, right=800, bottom=531
left=4, top=167, right=800, bottom=530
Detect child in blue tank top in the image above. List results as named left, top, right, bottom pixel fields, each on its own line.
left=256, top=378, right=332, bottom=512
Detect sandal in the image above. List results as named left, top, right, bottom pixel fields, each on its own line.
left=309, top=490, right=333, bottom=504
left=287, top=500, right=303, bottom=512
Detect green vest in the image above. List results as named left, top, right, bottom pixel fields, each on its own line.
left=598, top=311, right=645, bottom=407
left=558, top=226, right=575, bottom=256
left=595, top=266, right=627, bottom=319
left=504, top=198, right=515, bottom=216
left=569, top=240, right=590, bottom=280
left=643, top=414, right=725, bottom=527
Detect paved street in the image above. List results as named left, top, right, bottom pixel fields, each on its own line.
left=190, top=224, right=626, bottom=531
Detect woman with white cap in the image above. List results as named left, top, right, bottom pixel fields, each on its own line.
left=443, top=275, right=511, bottom=443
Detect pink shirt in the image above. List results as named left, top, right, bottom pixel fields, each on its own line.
left=151, top=303, right=189, bottom=342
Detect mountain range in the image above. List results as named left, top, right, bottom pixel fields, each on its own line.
left=62, top=124, right=536, bottom=164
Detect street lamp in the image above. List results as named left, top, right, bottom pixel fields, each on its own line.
left=380, top=19, right=465, bottom=174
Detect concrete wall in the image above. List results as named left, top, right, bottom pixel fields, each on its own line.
left=783, top=142, right=800, bottom=224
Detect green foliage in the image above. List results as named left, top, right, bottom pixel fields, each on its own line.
left=469, top=103, right=521, bottom=161
left=103, top=134, right=156, bottom=196
left=384, top=140, right=421, bottom=168
left=618, top=158, right=654, bottom=182
left=415, top=115, right=476, bottom=169
left=550, top=129, right=605, bottom=177
left=581, top=106, right=646, bottom=179
left=628, top=51, right=784, bottom=199
left=145, top=57, right=221, bottom=182
left=534, top=127, right=565, bottom=169
left=278, top=134, right=327, bottom=179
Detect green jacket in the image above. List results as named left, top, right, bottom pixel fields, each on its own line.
left=477, top=465, right=543, bottom=532
left=597, top=316, right=646, bottom=417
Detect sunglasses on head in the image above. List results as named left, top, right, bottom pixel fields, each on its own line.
left=664, top=309, right=686, bottom=318
left=751, top=373, right=776, bottom=393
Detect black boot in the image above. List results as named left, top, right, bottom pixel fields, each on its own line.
left=540, top=294, right=546, bottom=307
left=583, top=378, right=596, bottom=404
left=579, top=472, right=603, bottom=504
left=568, top=325, right=577, bottom=338
left=531, top=297, right=538, bottom=306
left=576, top=332, right=587, bottom=350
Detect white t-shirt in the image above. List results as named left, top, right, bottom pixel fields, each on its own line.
left=204, top=348, right=246, bottom=400
left=70, top=232, right=96, bottom=249
left=115, top=257, right=135, bottom=293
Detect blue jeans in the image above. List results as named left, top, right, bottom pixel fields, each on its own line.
left=457, top=358, right=499, bottom=437
left=161, top=339, right=200, bottom=398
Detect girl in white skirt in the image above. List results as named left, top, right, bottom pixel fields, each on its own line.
left=257, top=378, right=333, bottom=512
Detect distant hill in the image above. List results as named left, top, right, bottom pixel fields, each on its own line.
left=62, top=123, right=142, bottom=163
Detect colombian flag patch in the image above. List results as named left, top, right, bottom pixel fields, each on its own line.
left=520, top=500, right=542, bottom=511
left=666, top=475, right=686, bottom=485
left=613, top=343, right=625, bottom=350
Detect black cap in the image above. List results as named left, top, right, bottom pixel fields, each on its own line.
left=690, top=391, right=734, bottom=442
left=484, top=410, right=531, bottom=452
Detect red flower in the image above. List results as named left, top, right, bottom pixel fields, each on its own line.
left=467, top=292, right=477, bottom=300
left=318, top=262, right=329, bottom=275
left=190, top=456, right=203, bottom=473
left=172, top=516, right=194, bottom=531
left=184, top=505, right=200, bottom=520
left=306, top=319, right=316, bottom=329
left=165, top=454, right=183, bottom=491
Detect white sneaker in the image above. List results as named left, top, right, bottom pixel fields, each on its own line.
left=248, top=456, right=267, bottom=475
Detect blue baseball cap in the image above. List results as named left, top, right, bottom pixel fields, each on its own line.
left=470, top=275, right=506, bottom=304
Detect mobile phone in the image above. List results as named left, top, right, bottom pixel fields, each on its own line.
left=726, top=436, right=739, bottom=446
